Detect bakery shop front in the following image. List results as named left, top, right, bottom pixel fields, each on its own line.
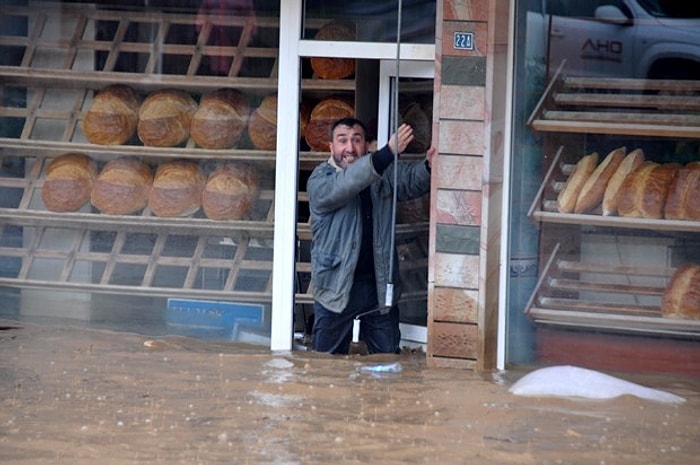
left=0, top=0, right=698, bottom=376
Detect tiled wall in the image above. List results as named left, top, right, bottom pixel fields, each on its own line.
left=427, top=0, right=508, bottom=370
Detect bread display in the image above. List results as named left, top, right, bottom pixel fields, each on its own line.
left=138, top=89, right=197, bottom=147
left=310, top=22, right=356, bottom=79
left=664, top=166, right=700, bottom=221
left=574, top=146, right=626, bottom=214
left=617, top=162, right=679, bottom=219
left=202, top=162, right=260, bottom=220
left=602, top=148, right=645, bottom=216
left=401, top=101, right=432, bottom=154
left=41, top=153, right=97, bottom=212
left=82, top=85, right=140, bottom=145
left=190, top=88, right=250, bottom=149
left=304, top=97, right=355, bottom=152
left=91, top=158, right=153, bottom=215
left=247, top=94, right=278, bottom=150
left=556, top=152, right=598, bottom=214
left=148, top=160, right=206, bottom=217
left=661, top=263, right=700, bottom=319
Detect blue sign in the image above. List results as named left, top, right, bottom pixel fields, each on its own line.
left=454, top=32, right=474, bottom=51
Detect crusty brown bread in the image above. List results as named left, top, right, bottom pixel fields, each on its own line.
left=202, top=163, right=259, bottom=220
left=248, top=94, right=278, bottom=150
left=148, top=160, right=206, bottom=217
left=617, top=162, right=679, bottom=219
left=664, top=167, right=700, bottom=221
left=310, top=22, right=356, bottom=80
left=91, top=158, right=153, bottom=215
left=190, top=88, right=250, bottom=149
left=661, top=263, right=700, bottom=319
left=401, top=101, right=432, bottom=154
left=41, top=152, right=97, bottom=212
left=574, top=146, right=626, bottom=214
left=556, top=152, right=598, bottom=214
left=138, top=89, right=197, bottom=147
left=82, top=85, right=140, bottom=145
left=602, top=148, right=645, bottom=216
left=304, top=97, right=355, bottom=152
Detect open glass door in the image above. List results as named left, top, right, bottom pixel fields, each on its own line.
left=377, top=59, right=434, bottom=348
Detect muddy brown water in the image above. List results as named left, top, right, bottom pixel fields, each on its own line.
left=1, top=321, right=699, bottom=464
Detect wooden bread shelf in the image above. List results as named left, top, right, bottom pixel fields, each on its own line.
left=0, top=2, right=430, bottom=312
left=525, top=244, right=700, bottom=339
left=527, top=145, right=700, bottom=234
left=528, top=62, right=700, bottom=139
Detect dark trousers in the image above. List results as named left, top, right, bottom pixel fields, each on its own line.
left=311, top=276, right=400, bottom=355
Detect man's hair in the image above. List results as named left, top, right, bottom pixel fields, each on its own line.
left=329, top=117, right=367, bottom=139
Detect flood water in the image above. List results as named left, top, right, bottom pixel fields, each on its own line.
left=1, top=320, right=699, bottom=464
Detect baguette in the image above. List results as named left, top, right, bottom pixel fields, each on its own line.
left=602, top=148, right=645, bottom=216
left=556, top=152, right=598, bottom=214
left=574, top=146, right=626, bottom=214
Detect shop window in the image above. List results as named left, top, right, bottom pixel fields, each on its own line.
left=507, top=0, right=700, bottom=373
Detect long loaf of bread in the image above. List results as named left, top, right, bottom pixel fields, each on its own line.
left=602, top=148, right=645, bottom=216
left=574, top=146, right=626, bottom=214
left=556, top=152, right=598, bottom=214
left=664, top=166, right=700, bottom=221
left=617, top=162, right=679, bottom=218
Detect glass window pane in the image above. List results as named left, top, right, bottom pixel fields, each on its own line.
left=303, top=0, right=436, bottom=44
left=0, top=0, right=280, bottom=345
left=507, top=0, right=700, bottom=371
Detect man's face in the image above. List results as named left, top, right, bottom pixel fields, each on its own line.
left=329, top=123, right=368, bottom=169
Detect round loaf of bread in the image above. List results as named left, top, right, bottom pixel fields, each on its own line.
left=401, top=101, right=431, bottom=154
left=310, top=22, right=356, bottom=79
left=574, top=146, right=626, bottom=214
left=556, top=152, right=598, bottom=214
left=202, top=163, right=259, bottom=220
left=138, top=89, right=197, bottom=147
left=91, top=158, right=153, bottom=215
left=304, top=97, right=355, bottom=152
left=617, top=162, right=679, bottom=219
left=148, top=160, right=206, bottom=217
left=82, top=85, right=140, bottom=145
left=42, top=152, right=97, bottom=212
left=248, top=94, right=278, bottom=150
left=661, top=263, right=700, bottom=319
left=191, top=88, right=250, bottom=149
left=664, top=167, right=700, bottom=221
left=602, top=148, right=645, bottom=216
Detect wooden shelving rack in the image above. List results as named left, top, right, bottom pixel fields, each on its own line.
left=0, top=3, right=429, bottom=308
left=525, top=244, right=700, bottom=339
left=525, top=63, right=700, bottom=339
left=528, top=61, right=700, bottom=139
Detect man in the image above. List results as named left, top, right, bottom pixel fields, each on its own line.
left=306, top=117, right=435, bottom=354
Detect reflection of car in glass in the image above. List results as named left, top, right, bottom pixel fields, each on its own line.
left=532, top=0, right=700, bottom=79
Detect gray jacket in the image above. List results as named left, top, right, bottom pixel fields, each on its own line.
left=307, top=147, right=431, bottom=313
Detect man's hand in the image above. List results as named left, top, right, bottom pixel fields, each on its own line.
left=426, top=146, right=436, bottom=169
left=388, top=124, right=414, bottom=155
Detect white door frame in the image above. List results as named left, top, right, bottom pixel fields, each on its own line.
left=270, top=0, right=435, bottom=351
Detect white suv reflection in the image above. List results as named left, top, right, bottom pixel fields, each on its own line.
left=538, top=0, right=700, bottom=79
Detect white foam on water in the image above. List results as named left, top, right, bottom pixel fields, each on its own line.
left=509, top=365, right=685, bottom=404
